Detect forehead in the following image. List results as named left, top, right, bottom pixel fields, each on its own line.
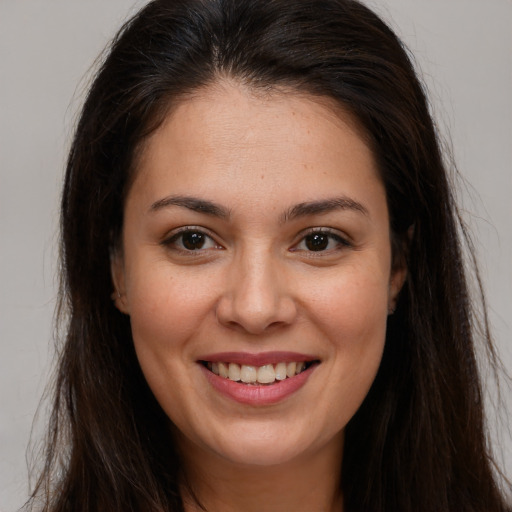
left=128, top=80, right=384, bottom=216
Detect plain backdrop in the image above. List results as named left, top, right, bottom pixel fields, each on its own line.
left=1, top=1, right=510, bottom=510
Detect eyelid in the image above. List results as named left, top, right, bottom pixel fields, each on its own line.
left=290, top=227, right=352, bottom=252
left=161, top=226, right=223, bottom=251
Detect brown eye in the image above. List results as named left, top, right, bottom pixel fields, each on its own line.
left=181, top=231, right=207, bottom=250
left=304, top=233, right=329, bottom=251
left=292, top=229, right=351, bottom=253
left=164, top=229, right=219, bottom=252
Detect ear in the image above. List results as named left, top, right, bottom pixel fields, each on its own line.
left=387, top=225, right=413, bottom=314
left=388, top=264, right=407, bottom=315
left=110, top=248, right=130, bottom=315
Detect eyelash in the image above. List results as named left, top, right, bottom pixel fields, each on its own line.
left=162, top=227, right=351, bottom=255
left=162, top=227, right=222, bottom=254
left=291, top=228, right=351, bottom=254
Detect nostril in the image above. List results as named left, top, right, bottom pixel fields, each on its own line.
left=215, top=291, right=298, bottom=335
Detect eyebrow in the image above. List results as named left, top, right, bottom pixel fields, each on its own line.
left=149, top=195, right=230, bottom=218
left=149, top=194, right=368, bottom=221
left=282, top=197, right=368, bottom=222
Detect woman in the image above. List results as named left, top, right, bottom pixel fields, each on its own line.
left=26, top=0, right=510, bottom=510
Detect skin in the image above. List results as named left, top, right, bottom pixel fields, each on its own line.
left=112, top=80, right=406, bottom=512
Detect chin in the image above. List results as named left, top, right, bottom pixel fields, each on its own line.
left=218, top=441, right=304, bottom=467
left=208, top=424, right=324, bottom=468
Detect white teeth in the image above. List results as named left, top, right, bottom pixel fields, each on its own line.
left=218, top=362, right=229, bottom=379
left=257, top=364, right=276, bottom=384
left=228, top=363, right=241, bottom=381
left=208, top=360, right=312, bottom=384
left=286, top=362, right=297, bottom=378
left=240, top=365, right=257, bottom=383
left=275, top=362, right=287, bottom=381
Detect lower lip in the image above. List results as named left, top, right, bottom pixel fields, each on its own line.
left=200, top=363, right=317, bottom=405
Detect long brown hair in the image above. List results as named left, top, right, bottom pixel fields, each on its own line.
left=26, top=0, right=510, bottom=510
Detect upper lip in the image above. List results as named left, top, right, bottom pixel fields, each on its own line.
left=197, top=351, right=318, bottom=367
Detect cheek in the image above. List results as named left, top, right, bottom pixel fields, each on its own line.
left=125, top=268, right=216, bottom=421
left=307, top=264, right=389, bottom=391
left=314, top=273, right=389, bottom=420
left=305, top=263, right=390, bottom=336
left=126, top=263, right=218, bottom=345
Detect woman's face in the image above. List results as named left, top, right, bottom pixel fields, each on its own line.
left=113, top=81, right=405, bottom=468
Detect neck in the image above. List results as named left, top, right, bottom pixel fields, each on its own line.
left=180, top=434, right=344, bottom=512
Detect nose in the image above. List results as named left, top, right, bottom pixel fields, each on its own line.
left=215, top=248, right=297, bottom=335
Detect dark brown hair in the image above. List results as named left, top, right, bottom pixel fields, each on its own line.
left=27, top=0, right=510, bottom=510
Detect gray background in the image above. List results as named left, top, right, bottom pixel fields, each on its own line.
left=1, top=1, right=510, bottom=510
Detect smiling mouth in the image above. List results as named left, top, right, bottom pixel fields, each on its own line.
left=201, top=360, right=317, bottom=385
